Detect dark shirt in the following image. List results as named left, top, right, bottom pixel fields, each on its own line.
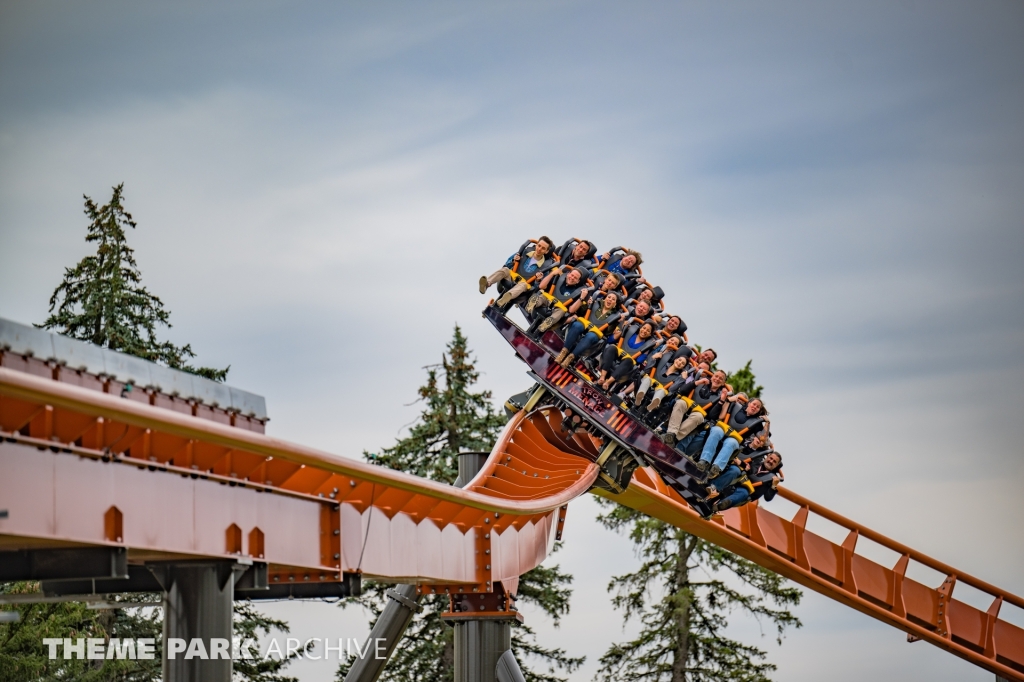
left=690, top=382, right=728, bottom=419
left=744, top=453, right=781, bottom=502
left=582, top=295, right=623, bottom=333
left=619, top=331, right=656, bottom=364
left=591, top=271, right=629, bottom=299
left=556, top=239, right=598, bottom=268
left=652, top=361, right=687, bottom=389
left=547, top=273, right=586, bottom=304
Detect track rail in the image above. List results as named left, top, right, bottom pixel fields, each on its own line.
left=483, top=310, right=1024, bottom=679
left=2, top=343, right=1022, bottom=678
left=0, top=367, right=596, bottom=588
left=602, top=469, right=1024, bottom=680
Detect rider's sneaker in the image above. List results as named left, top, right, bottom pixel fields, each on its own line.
left=708, top=465, right=721, bottom=479
left=479, top=276, right=488, bottom=294
left=554, top=349, right=569, bottom=365
left=659, top=432, right=677, bottom=446
left=696, top=459, right=709, bottom=472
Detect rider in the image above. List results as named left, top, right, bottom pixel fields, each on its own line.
left=526, top=267, right=590, bottom=334
left=555, top=291, right=624, bottom=368
left=696, top=395, right=769, bottom=479
left=706, top=445, right=783, bottom=513
left=629, top=285, right=665, bottom=317
left=592, top=248, right=643, bottom=294
left=621, top=299, right=655, bottom=327
left=661, top=369, right=728, bottom=447
left=658, top=315, right=688, bottom=343
left=480, top=237, right=559, bottom=306
left=636, top=352, right=690, bottom=412
left=539, top=271, right=622, bottom=335
left=692, top=347, right=717, bottom=367
left=596, top=320, right=659, bottom=391
left=555, top=238, right=599, bottom=270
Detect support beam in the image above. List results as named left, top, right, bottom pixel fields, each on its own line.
left=343, top=584, right=423, bottom=682
left=454, top=451, right=489, bottom=488
left=0, top=547, right=127, bottom=582
left=346, top=451, right=489, bottom=682
left=242, top=572, right=360, bottom=601
left=495, top=650, right=526, bottom=682
left=41, top=562, right=359, bottom=601
left=450, top=452, right=525, bottom=682
left=42, top=564, right=162, bottom=596
left=149, top=561, right=248, bottom=682
left=454, top=620, right=520, bottom=682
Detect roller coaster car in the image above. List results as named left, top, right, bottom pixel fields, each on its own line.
left=484, top=305, right=714, bottom=518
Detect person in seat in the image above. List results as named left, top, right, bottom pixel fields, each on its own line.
left=592, top=248, right=643, bottom=294
left=596, top=320, right=659, bottom=391
left=479, top=237, right=559, bottom=306
left=658, top=315, right=688, bottom=343
left=555, top=238, right=599, bottom=270
left=661, top=369, right=728, bottom=447
left=525, top=267, right=590, bottom=334
left=692, top=347, right=717, bottom=366
left=696, top=395, right=769, bottom=478
left=706, top=446, right=782, bottom=514
left=635, top=352, right=691, bottom=412
left=618, top=335, right=685, bottom=402
left=590, top=268, right=629, bottom=302
left=629, top=285, right=665, bottom=317
left=555, top=291, right=623, bottom=368
left=619, top=299, right=655, bottom=328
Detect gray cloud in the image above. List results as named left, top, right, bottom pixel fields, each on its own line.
left=1, top=1, right=1022, bottom=679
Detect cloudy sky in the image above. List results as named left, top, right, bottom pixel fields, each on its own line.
left=1, top=1, right=1022, bottom=679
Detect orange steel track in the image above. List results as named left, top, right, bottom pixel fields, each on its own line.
left=1, top=366, right=1023, bottom=679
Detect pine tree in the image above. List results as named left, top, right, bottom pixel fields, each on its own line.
left=232, top=601, right=310, bottom=682
left=0, top=585, right=305, bottom=682
left=0, top=582, right=161, bottom=681
left=337, top=326, right=584, bottom=682
left=1, top=186, right=301, bottom=681
left=40, top=184, right=228, bottom=381
left=595, top=361, right=800, bottom=682
left=725, top=361, right=763, bottom=400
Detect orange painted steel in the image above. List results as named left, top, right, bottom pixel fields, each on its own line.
left=602, top=467, right=1024, bottom=680
left=2, top=365, right=1023, bottom=678
left=0, top=367, right=597, bottom=589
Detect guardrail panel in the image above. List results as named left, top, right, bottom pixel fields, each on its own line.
left=851, top=554, right=896, bottom=609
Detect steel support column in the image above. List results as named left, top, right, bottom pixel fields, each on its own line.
left=454, top=619, right=519, bottom=682
left=343, top=583, right=422, bottom=682
left=346, top=451, right=497, bottom=682
left=150, top=561, right=246, bottom=682
left=451, top=452, right=524, bottom=682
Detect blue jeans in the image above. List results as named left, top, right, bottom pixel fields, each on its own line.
left=708, top=465, right=750, bottom=509
left=563, top=322, right=602, bottom=356
left=709, top=464, right=743, bottom=491
left=717, top=487, right=750, bottom=510
left=699, top=425, right=740, bottom=471
left=678, top=429, right=702, bottom=455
